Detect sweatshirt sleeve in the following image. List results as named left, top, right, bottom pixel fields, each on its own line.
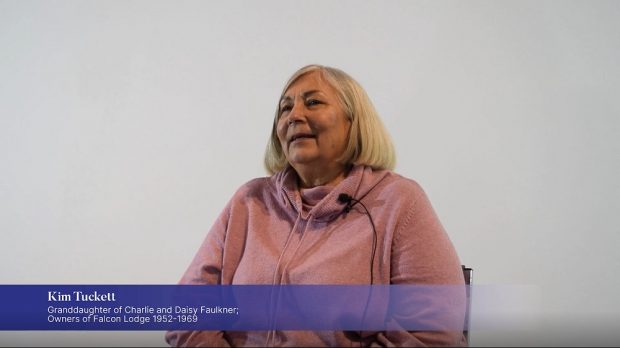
left=165, top=201, right=233, bottom=347
left=376, top=181, right=467, bottom=347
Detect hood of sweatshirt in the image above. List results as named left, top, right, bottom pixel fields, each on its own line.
left=273, top=164, right=390, bottom=222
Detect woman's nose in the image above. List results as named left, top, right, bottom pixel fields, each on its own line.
left=287, top=102, right=306, bottom=125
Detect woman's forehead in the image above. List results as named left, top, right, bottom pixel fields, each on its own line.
left=282, top=72, right=335, bottom=99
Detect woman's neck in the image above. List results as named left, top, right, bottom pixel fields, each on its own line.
left=295, top=163, right=349, bottom=188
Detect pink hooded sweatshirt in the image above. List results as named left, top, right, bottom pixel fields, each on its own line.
left=166, top=165, right=466, bottom=347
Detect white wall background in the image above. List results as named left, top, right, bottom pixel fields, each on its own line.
left=1, top=0, right=619, bottom=346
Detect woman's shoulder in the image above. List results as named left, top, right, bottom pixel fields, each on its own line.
left=239, top=176, right=274, bottom=191
left=228, top=176, right=279, bottom=204
left=377, top=169, right=427, bottom=197
left=366, top=170, right=441, bottom=218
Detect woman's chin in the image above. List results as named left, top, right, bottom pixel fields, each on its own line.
left=288, top=158, right=317, bottom=168
left=289, top=159, right=327, bottom=172
left=287, top=152, right=319, bottom=166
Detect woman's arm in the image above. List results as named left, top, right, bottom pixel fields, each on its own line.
left=377, top=182, right=467, bottom=347
left=165, top=202, right=232, bottom=347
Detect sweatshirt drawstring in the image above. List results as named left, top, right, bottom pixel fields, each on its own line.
left=278, top=214, right=314, bottom=284
left=265, top=213, right=314, bottom=347
left=265, top=212, right=300, bottom=347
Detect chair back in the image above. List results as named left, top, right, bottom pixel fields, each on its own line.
left=462, top=265, right=473, bottom=345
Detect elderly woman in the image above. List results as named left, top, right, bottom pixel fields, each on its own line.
left=166, top=65, right=466, bottom=347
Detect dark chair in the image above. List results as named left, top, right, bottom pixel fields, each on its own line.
left=462, top=265, right=473, bottom=345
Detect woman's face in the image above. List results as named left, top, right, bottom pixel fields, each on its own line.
left=277, top=71, right=351, bottom=172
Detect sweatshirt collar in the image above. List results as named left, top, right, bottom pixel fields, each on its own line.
left=275, top=164, right=389, bottom=222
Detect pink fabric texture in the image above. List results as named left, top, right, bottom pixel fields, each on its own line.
left=166, top=165, right=466, bottom=346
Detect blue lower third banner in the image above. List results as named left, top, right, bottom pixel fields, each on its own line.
left=0, top=285, right=467, bottom=331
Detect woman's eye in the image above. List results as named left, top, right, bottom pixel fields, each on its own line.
left=280, top=105, right=292, bottom=113
left=306, top=99, right=322, bottom=106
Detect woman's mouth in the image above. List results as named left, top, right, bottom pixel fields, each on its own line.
left=289, top=133, right=316, bottom=145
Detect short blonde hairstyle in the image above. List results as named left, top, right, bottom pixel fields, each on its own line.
left=264, top=65, right=396, bottom=174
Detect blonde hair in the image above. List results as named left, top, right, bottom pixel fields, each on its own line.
left=264, top=64, right=396, bottom=174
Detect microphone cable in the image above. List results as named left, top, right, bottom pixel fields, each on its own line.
left=338, top=193, right=379, bottom=346
left=338, top=193, right=377, bottom=285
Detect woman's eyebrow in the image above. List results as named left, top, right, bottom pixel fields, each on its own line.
left=279, top=96, right=292, bottom=106
left=301, top=90, right=321, bottom=98
left=280, top=90, right=323, bottom=105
